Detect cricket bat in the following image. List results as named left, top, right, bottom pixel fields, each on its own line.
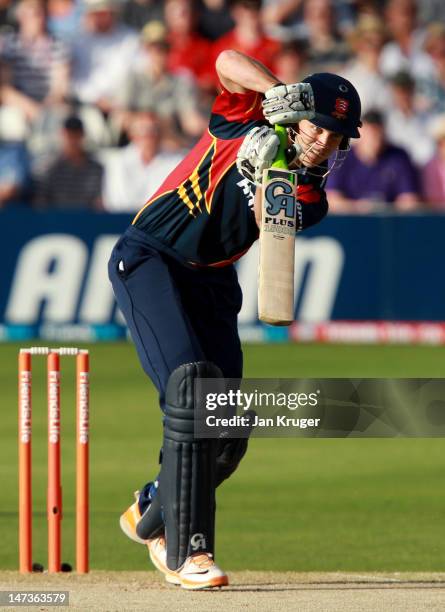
left=258, top=124, right=297, bottom=326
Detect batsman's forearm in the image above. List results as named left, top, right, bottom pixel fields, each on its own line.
left=216, top=50, right=280, bottom=94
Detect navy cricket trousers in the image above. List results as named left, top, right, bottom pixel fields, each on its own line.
left=108, top=226, right=243, bottom=410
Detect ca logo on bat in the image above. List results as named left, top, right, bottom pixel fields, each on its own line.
left=265, top=179, right=295, bottom=219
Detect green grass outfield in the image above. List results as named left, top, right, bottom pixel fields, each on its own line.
left=1, top=342, right=445, bottom=572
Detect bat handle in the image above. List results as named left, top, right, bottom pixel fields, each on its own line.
left=272, top=125, right=289, bottom=170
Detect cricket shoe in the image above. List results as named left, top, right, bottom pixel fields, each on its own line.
left=119, top=491, right=174, bottom=581
left=166, top=553, right=229, bottom=590
left=119, top=481, right=160, bottom=545
left=120, top=488, right=158, bottom=545
left=147, top=535, right=178, bottom=582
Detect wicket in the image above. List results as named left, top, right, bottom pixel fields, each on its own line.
left=18, top=347, right=90, bottom=574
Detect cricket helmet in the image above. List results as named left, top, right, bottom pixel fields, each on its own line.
left=302, top=73, right=362, bottom=139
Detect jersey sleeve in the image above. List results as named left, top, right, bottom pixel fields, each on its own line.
left=209, top=86, right=265, bottom=139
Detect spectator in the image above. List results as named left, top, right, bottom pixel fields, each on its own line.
left=262, top=0, right=356, bottom=42
left=35, top=115, right=103, bottom=209
left=327, top=110, right=420, bottom=212
left=102, top=112, right=183, bottom=212
left=353, top=0, right=386, bottom=18
left=0, top=58, right=27, bottom=139
left=212, top=0, right=281, bottom=77
left=385, top=71, right=434, bottom=166
left=0, top=0, right=69, bottom=123
left=416, top=0, right=445, bottom=26
left=358, top=0, right=388, bottom=16
left=0, top=0, right=15, bottom=30
left=0, top=137, right=30, bottom=207
left=300, top=0, right=350, bottom=73
left=379, top=0, right=433, bottom=80
left=418, top=24, right=445, bottom=115
left=197, top=0, right=234, bottom=41
left=116, top=21, right=207, bottom=145
left=70, top=0, right=139, bottom=111
left=261, top=0, right=304, bottom=42
left=47, top=0, right=82, bottom=43
left=164, top=0, right=214, bottom=89
left=342, top=15, right=392, bottom=114
left=422, top=115, right=445, bottom=209
left=337, top=0, right=374, bottom=21
left=274, top=40, right=308, bottom=84
left=121, top=0, right=164, bottom=32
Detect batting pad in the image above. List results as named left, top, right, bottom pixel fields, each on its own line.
left=160, top=361, right=220, bottom=570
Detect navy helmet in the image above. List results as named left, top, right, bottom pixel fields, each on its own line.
left=302, top=73, right=362, bottom=139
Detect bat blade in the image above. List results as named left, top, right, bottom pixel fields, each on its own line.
left=258, top=166, right=297, bottom=326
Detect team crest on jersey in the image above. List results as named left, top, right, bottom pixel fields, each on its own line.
left=332, top=98, right=349, bottom=120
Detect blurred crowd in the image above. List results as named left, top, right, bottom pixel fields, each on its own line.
left=1, top=0, right=445, bottom=212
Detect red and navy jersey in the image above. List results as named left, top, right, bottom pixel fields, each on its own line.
left=132, top=87, right=328, bottom=267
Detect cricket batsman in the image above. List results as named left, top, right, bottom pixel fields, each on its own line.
left=109, top=49, right=361, bottom=589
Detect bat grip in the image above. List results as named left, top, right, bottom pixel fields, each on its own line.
left=272, top=125, right=289, bottom=170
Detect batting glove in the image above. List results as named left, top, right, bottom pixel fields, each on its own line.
left=236, top=125, right=280, bottom=186
left=262, top=83, right=315, bottom=125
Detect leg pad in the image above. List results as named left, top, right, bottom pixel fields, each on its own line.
left=160, top=362, right=221, bottom=570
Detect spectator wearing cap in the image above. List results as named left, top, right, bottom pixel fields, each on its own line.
left=70, top=0, right=139, bottom=111
left=164, top=0, right=214, bottom=90
left=379, top=0, right=434, bottom=81
left=115, top=21, right=207, bottom=145
left=327, top=110, right=420, bottom=212
left=421, top=115, right=445, bottom=209
left=0, top=0, right=69, bottom=123
left=102, top=111, right=184, bottom=211
left=35, top=115, right=103, bottom=209
left=341, top=15, right=392, bottom=114
left=385, top=71, right=434, bottom=166
left=212, top=0, right=281, bottom=78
